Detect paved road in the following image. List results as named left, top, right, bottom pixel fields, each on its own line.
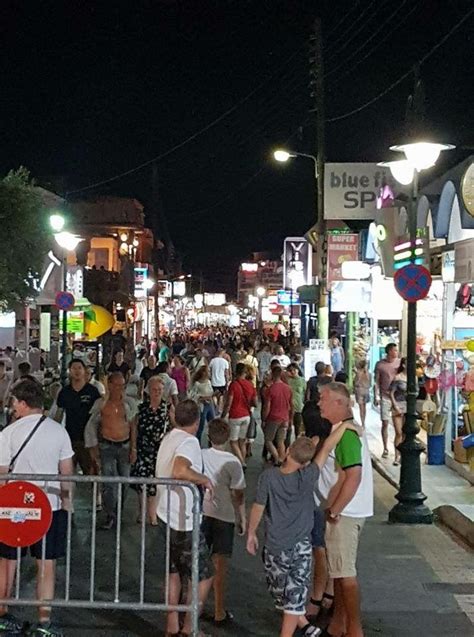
left=10, top=439, right=474, bottom=636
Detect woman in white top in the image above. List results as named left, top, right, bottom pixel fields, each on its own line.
left=189, top=366, right=215, bottom=444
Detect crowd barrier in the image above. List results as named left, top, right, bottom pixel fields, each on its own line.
left=0, top=474, right=201, bottom=636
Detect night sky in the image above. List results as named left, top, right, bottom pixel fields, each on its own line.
left=1, top=0, right=473, bottom=293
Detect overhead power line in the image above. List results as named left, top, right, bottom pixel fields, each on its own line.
left=327, top=1, right=421, bottom=86
left=324, top=0, right=380, bottom=59
left=326, top=7, right=474, bottom=123
left=66, top=45, right=305, bottom=196
left=325, top=0, right=410, bottom=78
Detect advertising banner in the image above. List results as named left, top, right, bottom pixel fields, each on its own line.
left=324, top=163, right=390, bottom=220
left=283, top=237, right=312, bottom=290
left=327, top=233, right=359, bottom=285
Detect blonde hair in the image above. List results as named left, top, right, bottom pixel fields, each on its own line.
left=147, top=375, right=164, bottom=388
left=289, top=436, right=316, bottom=464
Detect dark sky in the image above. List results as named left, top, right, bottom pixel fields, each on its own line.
left=1, top=0, right=473, bottom=292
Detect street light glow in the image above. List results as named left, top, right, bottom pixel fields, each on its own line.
left=390, top=142, right=455, bottom=171
left=274, top=150, right=292, bottom=162
left=143, top=278, right=155, bottom=290
left=49, top=213, right=65, bottom=233
left=378, top=160, right=415, bottom=185
left=54, top=232, right=81, bottom=251
left=256, top=286, right=266, bottom=297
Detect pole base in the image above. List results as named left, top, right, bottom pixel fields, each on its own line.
left=388, top=501, right=433, bottom=525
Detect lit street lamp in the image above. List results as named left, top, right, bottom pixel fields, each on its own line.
left=273, top=148, right=328, bottom=339
left=49, top=214, right=82, bottom=385
left=381, top=137, right=454, bottom=525
left=273, top=149, right=318, bottom=177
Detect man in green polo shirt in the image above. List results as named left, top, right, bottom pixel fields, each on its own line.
left=319, top=382, right=373, bottom=637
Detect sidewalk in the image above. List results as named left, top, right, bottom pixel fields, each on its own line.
left=360, top=403, right=474, bottom=545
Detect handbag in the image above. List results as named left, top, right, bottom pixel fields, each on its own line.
left=236, top=381, right=257, bottom=440
left=8, top=415, right=46, bottom=473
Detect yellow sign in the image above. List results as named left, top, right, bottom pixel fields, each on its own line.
left=441, top=340, right=471, bottom=350
left=84, top=305, right=115, bottom=339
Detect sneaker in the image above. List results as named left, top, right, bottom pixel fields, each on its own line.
left=299, top=625, right=322, bottom=636
left=31, top=621, right=64, bottom=636
left=0, top=612, right=23, bottom=633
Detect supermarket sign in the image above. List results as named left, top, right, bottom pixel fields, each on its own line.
left=327, top=233, right=359, bottom=285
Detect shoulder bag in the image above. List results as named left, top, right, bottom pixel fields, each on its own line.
left=8, top=414, right=46, bottom=473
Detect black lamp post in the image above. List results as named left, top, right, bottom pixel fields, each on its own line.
left=381, top=81, right=454, bottom=523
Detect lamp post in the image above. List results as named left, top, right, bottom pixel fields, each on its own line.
left=256, top=286, right=266, bottom=331
left=49, top=214, right=81, bottom=385
left=381, top=140, right=454, bottom=524
left=273, top=149, right=328, bottom=340
left=143, top=278, right=155, bottom=339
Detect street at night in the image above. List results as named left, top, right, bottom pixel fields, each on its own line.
left=0, top=2, right=473, bottom=636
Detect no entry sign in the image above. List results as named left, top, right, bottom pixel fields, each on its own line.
left=55, top=291, right=75, bottom=312
left=0, top=481, right=53, bottom=548
left=394, top=264, right=432, bottom=302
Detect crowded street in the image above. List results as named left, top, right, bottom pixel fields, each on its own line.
left=1, top=2, right=474, bottom=636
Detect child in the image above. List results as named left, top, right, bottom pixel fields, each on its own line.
left=202, top=418, right=246, bottom=625
left=246, top=423, right=353, bottom=637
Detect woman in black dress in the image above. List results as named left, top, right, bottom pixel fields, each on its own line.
left=131, top=376, right=170, bottom=524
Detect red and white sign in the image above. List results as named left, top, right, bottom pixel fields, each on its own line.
left=0, top=481, right=53, bottom=548
left=327, top=234, right=359, bottom=285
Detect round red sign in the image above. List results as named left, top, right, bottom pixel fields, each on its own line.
left=394, top=264, right=432, bottom=302
left=0, top=481, right=53, bottom=548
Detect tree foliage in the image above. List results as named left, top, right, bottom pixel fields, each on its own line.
left=0, top=168, right=50, bottom=309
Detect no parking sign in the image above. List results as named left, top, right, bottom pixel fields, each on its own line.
left=394, top=264, right=432, bottom=302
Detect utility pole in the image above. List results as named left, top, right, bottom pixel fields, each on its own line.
left=309, top=17, right=328, bottom=340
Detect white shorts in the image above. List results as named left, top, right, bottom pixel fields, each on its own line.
left=228, top=416, right=251, bottom=441
left=380, top=397, right=393, bottom=422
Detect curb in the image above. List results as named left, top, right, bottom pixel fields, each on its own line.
left=371, top=452, right=474, bottom=548
left=370, top=453, right=399, bottom=490
left=434, top=505, right=474, bottom=548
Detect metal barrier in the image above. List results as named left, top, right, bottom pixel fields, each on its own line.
left=0, top=474, right=202, bottom=636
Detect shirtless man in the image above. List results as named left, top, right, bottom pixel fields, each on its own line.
left=85, top=372, right=137, bottom=530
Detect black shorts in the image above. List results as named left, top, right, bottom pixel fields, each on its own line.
left=212, top=386, right=226, bottom=395
left=158, top=520, right=213, bottom=582
left=201, top=516, right=235, bottom=556
left=0, top=509, right=68, bottom=560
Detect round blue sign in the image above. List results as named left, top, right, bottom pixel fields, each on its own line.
left=55, top=291, right=75, bottom=311
left=394, top=264, right=432, bottom=302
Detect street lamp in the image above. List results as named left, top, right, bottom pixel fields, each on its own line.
left=143, top=278, right=155, bottom=338
left=49, top=214, right=82, bottom=385
left=272, top=148, right=328, bottom=339
left=381, top=138, right=454, bottom=525
left=273, top=149, right=318, bottom=177
left=255, top=286, right=266, bottom=330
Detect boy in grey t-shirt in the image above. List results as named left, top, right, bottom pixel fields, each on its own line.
left=247, top=422, right=351, bottom=637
